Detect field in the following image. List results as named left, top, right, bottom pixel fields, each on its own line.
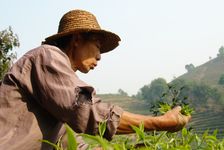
left=189, top=110, right=224, bottom=139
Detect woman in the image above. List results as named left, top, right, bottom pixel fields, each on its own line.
left=0, top=9, right=191, bottom=150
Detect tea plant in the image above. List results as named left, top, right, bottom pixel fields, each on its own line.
left=41, top=122, right=224, bottom=150
left=40, top=123, right=77, bottom=150
left=150, top=84, right=194, bottom=116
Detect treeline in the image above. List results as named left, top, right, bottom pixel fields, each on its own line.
left=134, top=78, right=224, bottom=111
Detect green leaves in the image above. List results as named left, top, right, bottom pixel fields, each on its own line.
left=40, top=123, right=224, bottom=150
left=181, top=104, right=194, bottom=116
left=131, top=122, right=145, bottom=142
left=98, top=120, right=106, bottom=138
left=65, top=124, right=77, bottom=150
left=158, top=103, right=171, bottom=114
left=0, top=26, right=19, bottom=79
left=150, top=84, right=194, bottom=116
left=39, top=124, right=77, bottom=150
left=80, top=133, right=111, bottom=150
left=40, top=139, right=61, bottom=150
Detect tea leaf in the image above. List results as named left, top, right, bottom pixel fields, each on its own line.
left=40, top=139, right=61, bottom=150
left=158, top=103, right=171, bottom=114
left=65, top=124, right=77, bottom=150
left=81, top=134, right=110, bottom=149
left=99, top=121, right=107, bottom=138
left=182, top=128, right=188, bottom=137
left=131, top=125, right=145, bottom=141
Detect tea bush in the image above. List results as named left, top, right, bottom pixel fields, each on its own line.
left=42, top=122, right=224, bottom=150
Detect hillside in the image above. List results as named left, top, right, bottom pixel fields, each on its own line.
left=176, top=56, right=224, bottom=110
left=178, top=56, right=224, bottom=89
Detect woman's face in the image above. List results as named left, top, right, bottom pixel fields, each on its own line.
left=71, top=38, right=101, bottom=73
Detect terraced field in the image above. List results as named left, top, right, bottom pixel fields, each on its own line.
left=98, top=94, right=151, bottom=115
left=188, top=110, right=224, bottom=139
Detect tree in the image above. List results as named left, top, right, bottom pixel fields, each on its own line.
left=0, top=26, right=19, bottom=79
left=185, top=63, right=195, bottom=72
left=136, top=78, right=168, bottom=103
left=172, top=79, right=222, bottom=108
left=218, top=74, right=224, bottom=85
left=117, top=89, right=128, bottom=96
left=217, top=46, right=224, bottom=57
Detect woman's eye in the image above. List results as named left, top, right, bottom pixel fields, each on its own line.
left=95, top=42, right=101, bottom=49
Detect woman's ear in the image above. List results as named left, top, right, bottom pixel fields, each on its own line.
left=71, top=34, right=83, bottom=48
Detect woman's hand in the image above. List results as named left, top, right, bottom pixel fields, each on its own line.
left=156, top=106, right=192, bottom=132
left=117, top=106, right=191, bottom=134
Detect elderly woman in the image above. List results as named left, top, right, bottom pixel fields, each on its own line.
left=0, top=9, right=191, bottom=150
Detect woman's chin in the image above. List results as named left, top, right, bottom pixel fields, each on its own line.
left=79, top=69, right=90, bottom=74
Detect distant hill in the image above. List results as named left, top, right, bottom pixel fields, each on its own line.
left=176, top=56, right=224, bottom=111
left=178, top=56, right=224, bottom=90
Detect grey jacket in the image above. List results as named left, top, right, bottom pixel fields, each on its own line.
left=0, top=45, right=123, bottom=150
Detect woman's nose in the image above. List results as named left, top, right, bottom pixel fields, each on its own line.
left=96, top=54, right=101, bottom=61
left=93, top=60, right=97, bottom=67
left=94, top=63, right=97, bottom=67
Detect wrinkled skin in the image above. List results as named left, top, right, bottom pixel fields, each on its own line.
left=117, top=106, right=191, bottom=134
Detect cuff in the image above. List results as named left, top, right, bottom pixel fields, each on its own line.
left=104, top=105, right=123, bottom=140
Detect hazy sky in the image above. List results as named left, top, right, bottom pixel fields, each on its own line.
left=1, top=0, right=224, bottom=95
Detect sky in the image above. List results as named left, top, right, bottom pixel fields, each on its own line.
left=1, top=0, right=224, bottom=95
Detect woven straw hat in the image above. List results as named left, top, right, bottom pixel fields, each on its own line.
left=45, top=9, right=121, bottom=54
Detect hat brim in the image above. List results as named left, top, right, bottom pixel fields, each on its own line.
left=45, top=29, right=121, bottom=54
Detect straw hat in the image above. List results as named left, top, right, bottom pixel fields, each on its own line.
left=45, top=9, right=121, bottom=54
